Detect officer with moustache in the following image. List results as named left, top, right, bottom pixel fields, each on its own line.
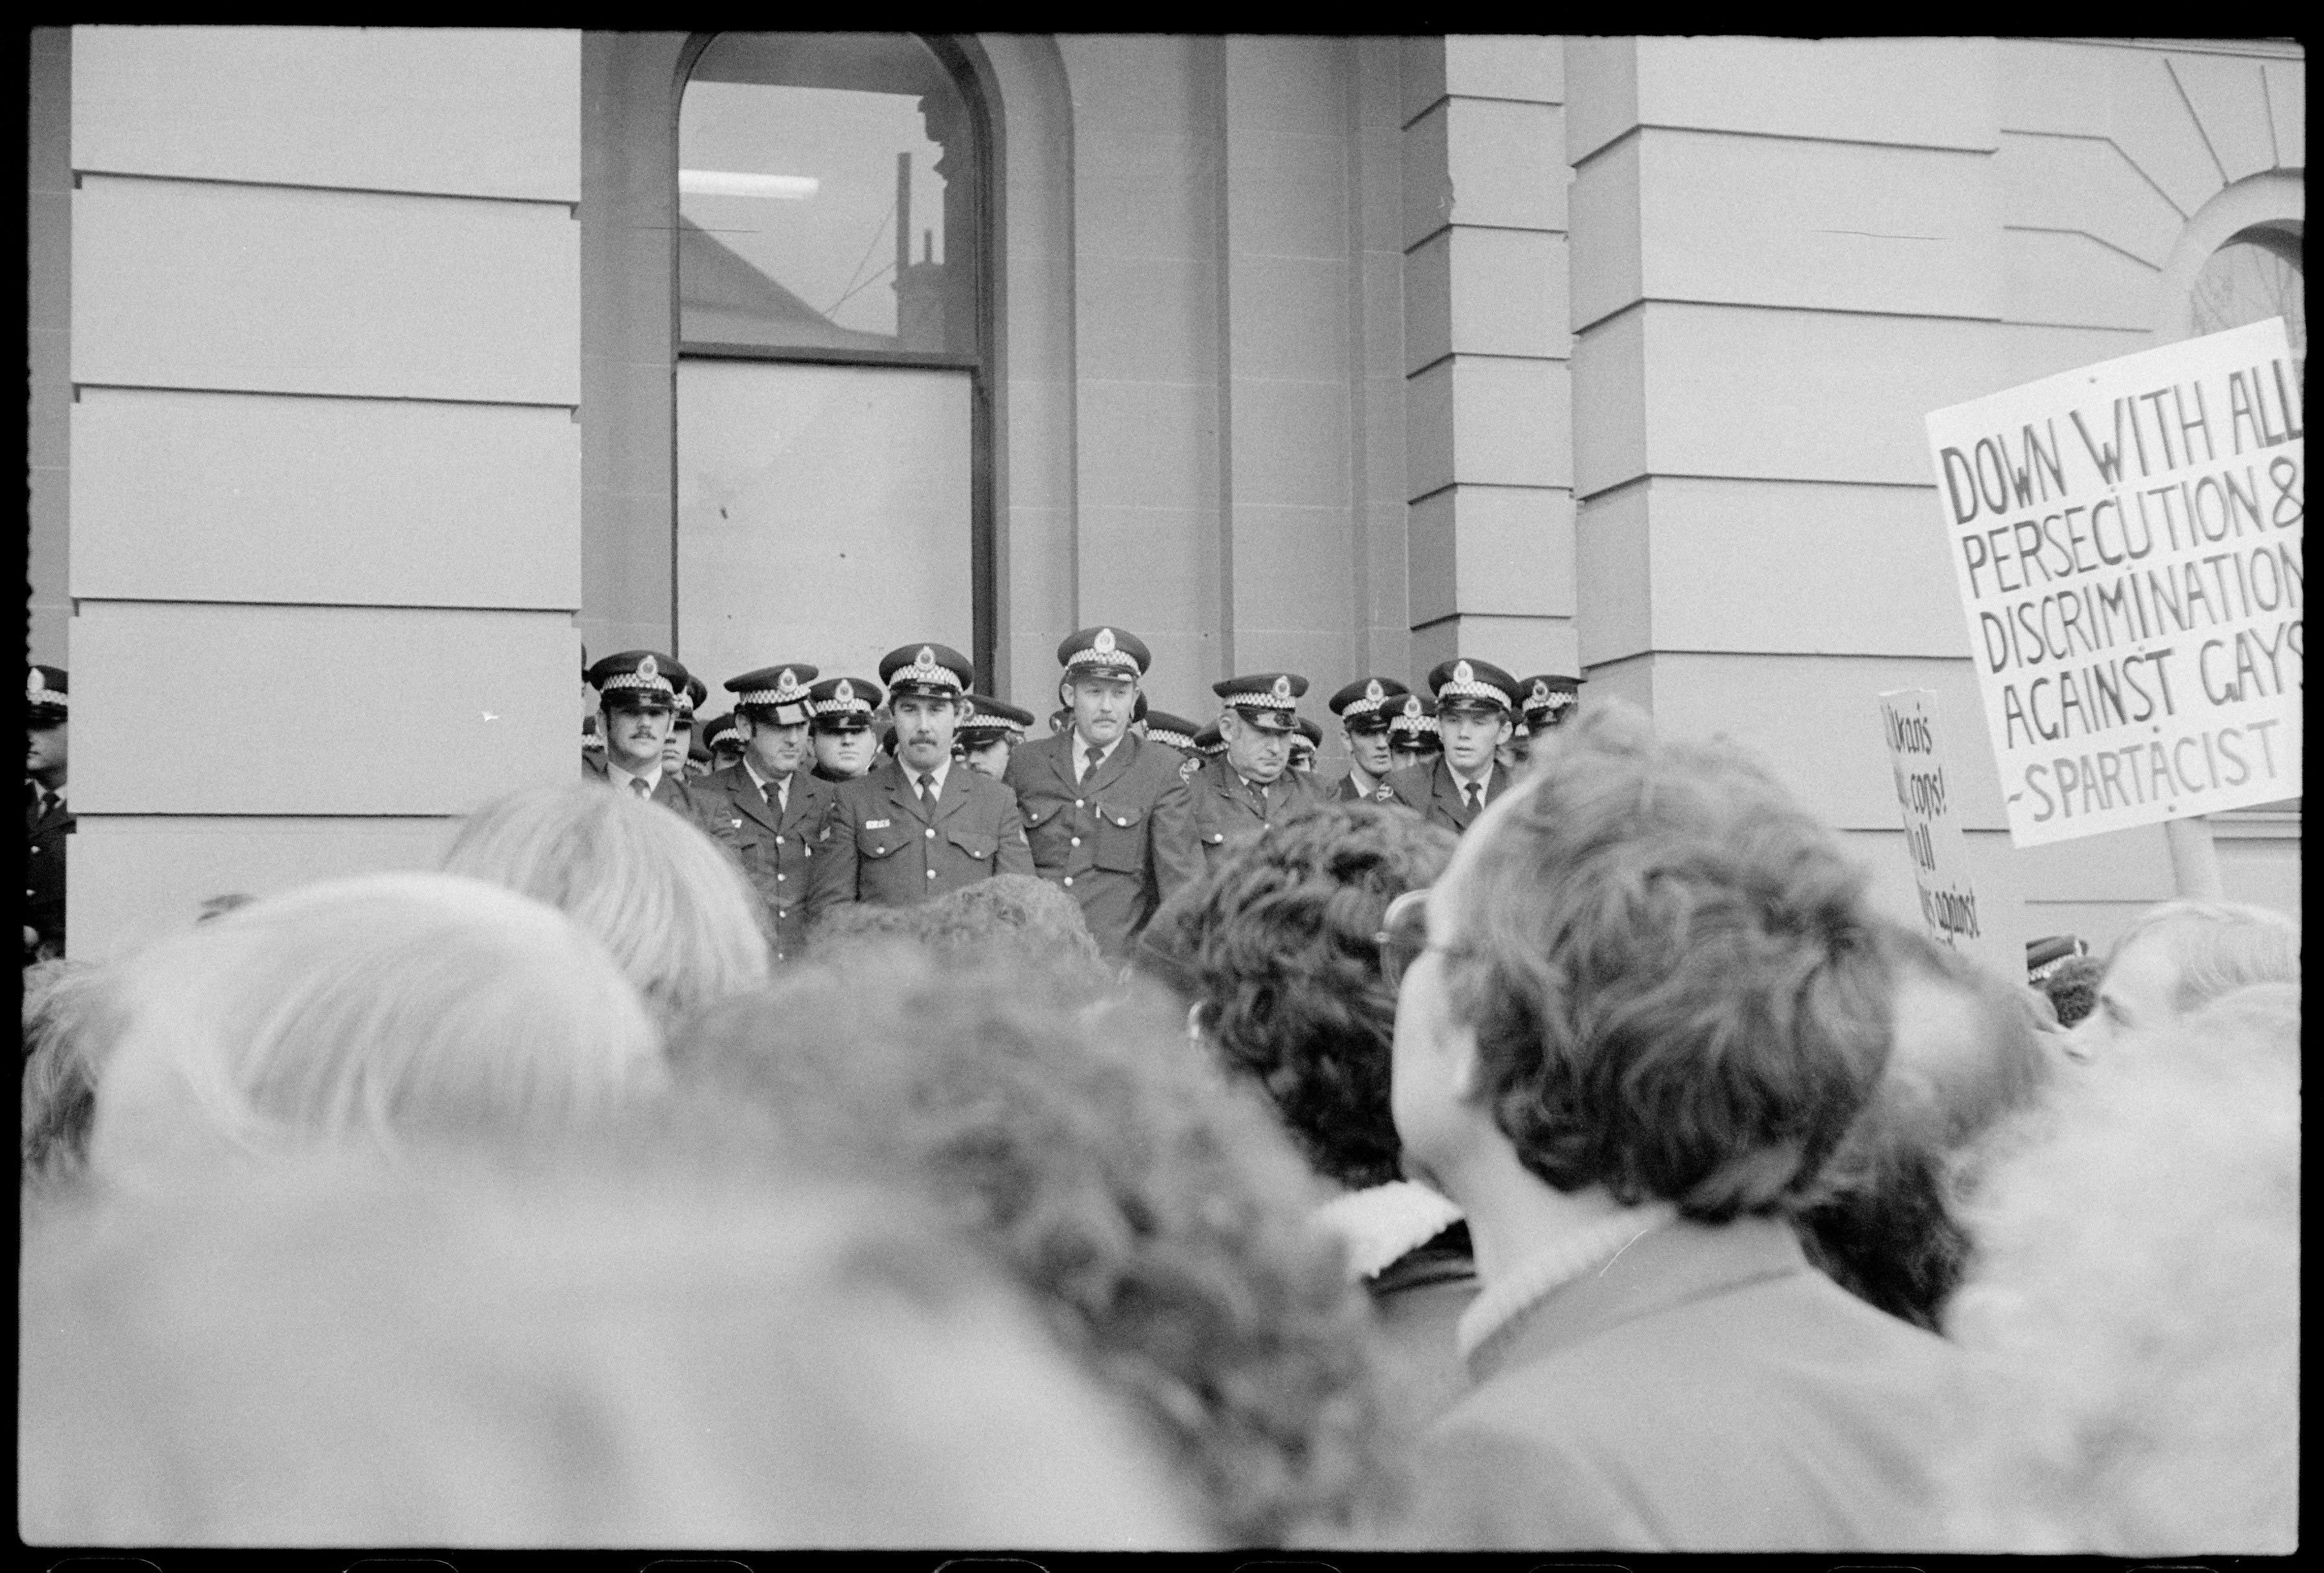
left=1384, top=657, right=1520, bottom=834
left=582, top=651, right=703, bottom=814
left=26, top=665, right=72, bottom=961
left=1003, top=626, right=1203, bottom=956
left=1324, top=676, right=1409, bottom=803
left=688, top=663, right=832, bottom=964
left=1187, top=673, right=1315, bottom=872
left=956, top=694, right=1035, bottom=781
left=818, top=644, right=1034, bottom=908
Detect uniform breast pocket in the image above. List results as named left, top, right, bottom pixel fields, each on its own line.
left=857, top=827, right=904, bottom=861
left=947, top=828, right=999, bottom=866
left=1021, top=800, right=1070, bottom=861
left=1092, top=803, right=1146, bottom=872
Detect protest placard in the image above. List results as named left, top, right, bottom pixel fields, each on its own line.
left=1875, top=688, right=2006, bottom=970
left=1926, top=318, right=2303, bottom=848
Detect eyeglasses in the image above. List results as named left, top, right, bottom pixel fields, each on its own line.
left=1375, top=887, right=1437, bottom=987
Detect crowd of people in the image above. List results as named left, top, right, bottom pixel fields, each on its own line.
left=18, top=634, right=2302, bottom=1553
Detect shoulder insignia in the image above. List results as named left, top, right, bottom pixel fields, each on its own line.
left=1179, top=756, right=1201, bottom=781
left=1373, top=783, right=1394, bottom=803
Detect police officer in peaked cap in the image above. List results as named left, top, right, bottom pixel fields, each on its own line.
left=700, top=712, right=747, bottom=773
left=1289, top=715, right=1321, bottom=777
left=1139, top=710, right=1201, bottom=758
left=1385, top=693, right=1440, bottom=775
left=1187, top=672, right=1316, bottom=874
left=582, top=650, right=704, bottom=815
left=1003, top=626, right=1203, bottom=956
left=957, top=694, right=1035, bottom=781
left=1518, top=673, right=1584, bottom=738
left=1192, top=720, right=1227, bottom=759
left=1325, top=676, right=1409, bottom=803
left=26, top=664, right=72, bottom=960
left=663, top=672, right=710, bottom=779
left=806, top=675, right=884, bottom=783
left=815, top=644, right=1034, bottom=910
left=686, top=663, right=834, bottom=964
left=1383, top=657, right=1520, bottom=834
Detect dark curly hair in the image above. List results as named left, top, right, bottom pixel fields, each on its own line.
left=1444, top=703, right=1893, bottom=1223
left=2040, top=952, right=2106, bottom=1029
left=1163, top=803, right=1456, bottom=1190
left=668, top=951, right=1401, bottom=1546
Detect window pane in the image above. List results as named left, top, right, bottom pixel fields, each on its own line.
left=680, top=32, right=974, bottom=355
left=2190, top=229, right=2304, bottom=369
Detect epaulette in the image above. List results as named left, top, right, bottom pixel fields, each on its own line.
left=1178, top=756, right=1201, bottom=781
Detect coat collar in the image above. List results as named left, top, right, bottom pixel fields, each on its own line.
left=1465, top=1214, right=1809, bottom=1386
left=710, top=761, right=782, bottom=832
left=1077, top=730, right=1139, bottom=796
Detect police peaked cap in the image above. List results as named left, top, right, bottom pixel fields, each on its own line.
left=1141, top=710, right=1201, bottom=750
left=1427, top=657, right=1521, bottom=714
left=1213, top=672, right=1308, bottom=734
left=1327, top=675, right=1409, bottom=723
left=1515, top=672, right=1584, bottom=723
left=26, top=664, right=68, bottom=719
left=879, top=643, right=974, bottom=699
left=1057, top=625, right=1151, bottom=679
left=805, top=675, right=883, bottom=726
left=587, top=650, right=689, bottom=708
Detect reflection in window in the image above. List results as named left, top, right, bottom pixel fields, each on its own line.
left=2190, top=225, right=2305, bottom=382
left=679, top=32, right=976, bottom=356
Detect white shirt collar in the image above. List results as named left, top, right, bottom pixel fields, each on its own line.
left=606, top=759, right=662, bottom=795
left=1447, top=757, right=1494, bottom=791
left=1072, top=732, right=1123, bottom=778
left=905, top=755, right=952, bottom=794
left=1455, top=1200, right=1678, bottom=1364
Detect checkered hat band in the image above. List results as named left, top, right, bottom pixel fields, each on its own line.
left=601, top=672, right=675, bottom=695
left=1065, top=652, right=1141, bottom=673
left=738, top=687, right=813, bottom=708
left=1340, top=696, right=1386, bottom=718
left=1147, top=728, right=1195, bottom=748
left=1225, top=691, right=1298, bottom=710
left=28, top=693, right=68, bottom=709
left=1391, top=715, right=1440, bottom=734
left=813, top=697, right=875, bottom=716
left=1435, top=679, right=1509, bottom=706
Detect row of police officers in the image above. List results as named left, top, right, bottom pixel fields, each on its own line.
left=578, top=629, right=1582, bottom=961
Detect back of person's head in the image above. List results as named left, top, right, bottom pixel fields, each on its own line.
left=20, top=1149, right=1203, bottom=1548
left=2107, top=898, right=2299, bottom=1013
left=86, top=872, right=662, bottom=1188
left=2038, top=952, right=2105, bottom=1029
left=21, top=959, right=117, bottom=1196
left=1939, top=982, right=2299, bottom=1553
left=909, top=872, right=1105, bottom=972
left=1444, top=701, right=1890, bottom=1221
left=1171, top=801, right=1457, bottom=1190
left=1796, top=921, right=2056, bottom=1329
left=671, top=950, right=1397, bottom=1546
left=442, top=783, right=770, bottom=1029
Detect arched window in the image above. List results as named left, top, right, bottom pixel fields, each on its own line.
left=2189, top=221, right=2304, bottom=383
left=673, top=32, right=994, bottom=696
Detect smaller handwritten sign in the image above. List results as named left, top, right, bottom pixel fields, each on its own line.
left=1878, top=688, right=2001, bottom=970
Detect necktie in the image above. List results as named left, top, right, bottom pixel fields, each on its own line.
left=630, top=777, right=651, bottom=801
left=1083, top=745, right=1104, bottom=781
left=1464, top=781, right=1482, bottom=813
left=919, top=772, right=937, bottom=805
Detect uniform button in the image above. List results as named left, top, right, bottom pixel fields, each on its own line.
left=775, top=836, right=784, bottom=845
left=926, top=869, right=937, bottom=879
left=1070, top=836, right=1081, bottom=847
left=926, top=827, right=936, bottom=839
left=1075, top=798, right=1084, bottom=808
left=1063, top=876, right=1074, bottom=887
left=775, top=873, right=785, bottom=881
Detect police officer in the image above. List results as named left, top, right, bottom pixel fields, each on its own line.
left=1289, top=717, right=1321, bottom=777
left=688, top=664, right=833, bottom=964
left=582, top=651, right=703, bottom=814
left=662, top=673, right=709, bottom=780
left=808, top=676, right=884, bottom=783
left=1187, top=673, right=1315, bottom=872
left=1139, top=711, right=1200, bottom=757
left=1191, top=721, right=1226, bottom=759
left=1383, top=658, right=1520, bottom=834
left=818, top=644, right=1034, bottom=908
left=700, top=712, right=748, bottom=774
left=1385, top=693, right=1441, bottom=774
left=1324, top=677, right=1409, bottom=803
left=1518, top=673, right=1583, bottom=737
left=26, top=664, right=72, bottom=961
left=957, top=694, right=1035, bottom=780
left=1003, top=626, right=1203, bottom=956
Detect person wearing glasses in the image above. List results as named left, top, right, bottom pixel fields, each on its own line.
left=1383, top=700, right=1964, bottom=1552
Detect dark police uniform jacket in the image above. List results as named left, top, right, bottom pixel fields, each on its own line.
left=582, top=753, right=706, bottom=817
left=817, top=757, right=1034, bottom=908
left=1384, top=757, right=1511, bottom=835
left=1329, top=768, right=1395, bottom=805
left=26, top=783, right=72, bottom=959
left=1004, top=731, right=1203, bottom=956
left=1188, top=754, right=1316, bottom=873
left=686, top=762, right=840, bottom=963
